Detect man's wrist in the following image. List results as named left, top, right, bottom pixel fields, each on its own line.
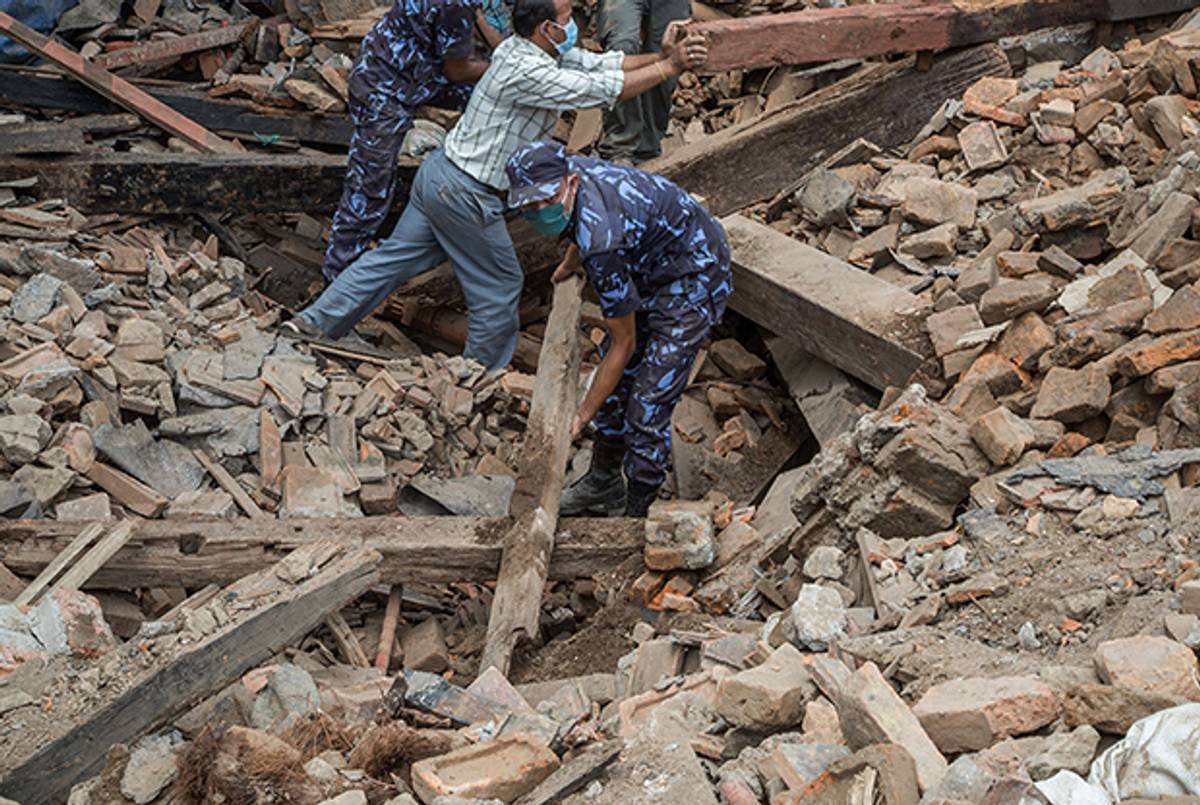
left=657, top=56, right=681, bottom=79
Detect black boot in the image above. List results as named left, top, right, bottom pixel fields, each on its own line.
left=560, top=439, right=627, bottom=516
left=624, top=481, right=660, bottom=518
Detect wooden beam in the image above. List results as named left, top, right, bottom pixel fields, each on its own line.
left=480, top=274, right=584, bottom=676
left=93, top=22, right=255, bottom=71
left=0, top=69, right=354, bottom=146
left=0, top=12, right=240, bottom=154
left=0, top=515, right=643, bottom=590
left=649, top=44, right=1011, bottom=217
left=694, top=0, right=1200, bottom=73
left=0, top=541, right=380, bottom=805
left=0, top=152, right=355, bottom=214
left=724, top=214, right=928, bottom=391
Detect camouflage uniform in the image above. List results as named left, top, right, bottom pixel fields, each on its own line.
left=323, top=0, right=479, bottom=281
left=569, top=157, right=733, bottom=488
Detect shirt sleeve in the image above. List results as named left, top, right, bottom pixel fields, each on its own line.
left=562, top=48, right=625, bottom=72
left=585, top=251, right=641, bottom=318
left=509, top=60, right=624, bottom=111
left=435, top=1, right=478, bottom=62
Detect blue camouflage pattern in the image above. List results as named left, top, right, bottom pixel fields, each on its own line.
left=566, top=156, right=733, bottom=488
left=323, top=0, right=478, bottom=281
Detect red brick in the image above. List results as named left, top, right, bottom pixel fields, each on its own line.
left=912, top=676, right=1060, bottom=753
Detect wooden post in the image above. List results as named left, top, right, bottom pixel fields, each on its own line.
left=479, top=274, right=584, bottom=676
left=0, top=12, right=241, bottom=154
left=375, top=585, right=403, bottom=671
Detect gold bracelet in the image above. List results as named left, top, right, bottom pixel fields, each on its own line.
left=655, top=60, right=669, bottom=82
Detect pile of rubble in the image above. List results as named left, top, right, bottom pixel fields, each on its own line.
left=0, top=201, right=542, bottom=521
left=5, top=7, right=1200, bottom=805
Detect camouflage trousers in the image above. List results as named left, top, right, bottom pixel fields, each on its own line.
left=322, top=84, right=471, bottom=281
left=594, top=266, right=733, bottom=488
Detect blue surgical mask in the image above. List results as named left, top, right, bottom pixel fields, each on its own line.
left=549, top=18, right=577, bottom=55
left=524, top=201, right=571, bottom=236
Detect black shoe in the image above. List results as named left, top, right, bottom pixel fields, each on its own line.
left=624, top=481, right=661, bottom=518
left=560, top=439, right=627, bottom=516
left=280, top=318, right=322, bottom=339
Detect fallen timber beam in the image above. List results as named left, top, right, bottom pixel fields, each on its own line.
left=0, top=152, right=359, bottom=214
left=723, top=213, right=928, bottom=391
left=0, top=68, right=354, bottom=146
left=481, top=273, right=584, bottom=676
left=0, top=541, right=380, bottom=805
left=648, top=44, right=1011, bottom=217
left=0, top=11, right=240, bottom=154
left=93, top=20, right=257, bottom=71
left=694, top=0, right=1200, bottom=73
left=0, top=515, right=643, bottom=589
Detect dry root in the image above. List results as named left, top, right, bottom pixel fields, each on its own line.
left=278, top=710, right=358, bottom=761
left=347, top=722, right=452, bottom=779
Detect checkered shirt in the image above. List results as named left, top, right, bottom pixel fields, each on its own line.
left=444, top=35, right=625, bottom=190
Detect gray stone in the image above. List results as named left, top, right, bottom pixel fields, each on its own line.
left=899, top=177, right=978, bottom=228
left=158, top=405, right=260, bottom=457
left=10, top=273, right=64, bottom=324
left=0, top=414, right=50, bottom=464
left=790, top=584, right=848, bottom=651
left=251, top=663, right=320, bottom=729
left=0, top=480, right=39, bottom=518
left=1026, top=725, right=1100, bottom=780
left=1018, top=621, right=1042, bottom=650
left=93, top=421, right=205, bottom=499
left=803, top=546, right=845, bottom=581
left=12, top=464, right=75, bottom=508
left=797, top=168, right=856, bottom=227
left=224, top=321, right=276, bottom=381
left=899, top=223, right=958, bottom=260
left=121, top=733, right=180, bottom=804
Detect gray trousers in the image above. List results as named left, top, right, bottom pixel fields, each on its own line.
left=595, top=0, right=691, bottom=163
left=300, top=148, right=523, bottom=372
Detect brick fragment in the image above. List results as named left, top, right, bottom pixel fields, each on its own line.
left=716, top=643, right=814, bottom=730
left=1093, top=636, right=1200, bottom=701
left=1116, top=329, right=1200, bottom=377
left=411, top=736, right=558, bottom=803
left=836, top=662, right=947, bottom=792
left=1030, top=365, right=1111, bottom=423
left=912, top=676, right=1060, bottom=753
left=400, top=617, right=449, bottom=674
left=969, top=407, right=1034, bottom=466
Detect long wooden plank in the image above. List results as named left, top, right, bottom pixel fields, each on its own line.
left=694, top=0, right=1200, bottom=73
left=0, top=69, right=355, bottom=146
left=0, top=12, right=240, bottom=154
left=649, top=44, right=1011, bottom=217
left=11, top=523, right=105, bottom=607
left=0, top=152, right=354, bottom=214
left=0, top=515, right=643, bottom=589
left=480, top=274, right=584, bottom=676
left=93, top=22, right=254, bottom=70
left=49, top=521, right=136, bottom=595
left=0, top=541, right=380, bottom=805
left=724, top=213, right=928, bottom=390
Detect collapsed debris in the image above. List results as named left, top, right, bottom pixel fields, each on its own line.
left=2, top=2, right=1200, bottom=805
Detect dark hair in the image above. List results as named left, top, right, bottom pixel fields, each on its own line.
left=512, top=0, right=557, bottom=38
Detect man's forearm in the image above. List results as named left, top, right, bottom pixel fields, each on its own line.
left=617, top=58, right=678, bottom=101
left=621, top=53, right=666, bottom=72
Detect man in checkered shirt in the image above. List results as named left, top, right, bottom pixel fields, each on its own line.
left=290, top=0, right=708, bottom=372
